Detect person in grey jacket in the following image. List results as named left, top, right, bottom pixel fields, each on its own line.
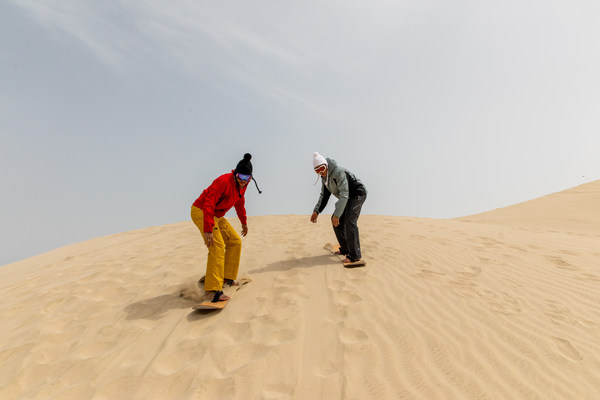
left=310, top=152, right=367, bottom=266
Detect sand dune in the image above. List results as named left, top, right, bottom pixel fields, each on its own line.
left=458, top=180, right=600, bottom=234
left=1, top=181, right=600, bottom=399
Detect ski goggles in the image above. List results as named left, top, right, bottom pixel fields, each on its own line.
left=314, top=164, right=327, bottom=174
left=236, top=173, right=252, bottom=182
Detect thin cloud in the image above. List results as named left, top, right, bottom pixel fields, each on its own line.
left=11, top=1, right=327, bottom=105
left=9, top=0, right=414, bottom=111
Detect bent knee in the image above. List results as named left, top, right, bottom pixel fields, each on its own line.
left=228, top=236, right=242, bottom=248
left=210, top=240, right=226, bottom=253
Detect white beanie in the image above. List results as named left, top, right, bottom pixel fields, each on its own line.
left=313, top=152, right=327, bottom=169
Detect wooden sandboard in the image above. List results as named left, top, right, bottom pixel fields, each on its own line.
left=323, top=243, right=366, bottom=268
left=193, top=276, right=250, bottom=310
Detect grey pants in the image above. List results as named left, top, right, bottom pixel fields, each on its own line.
left=333, top=193, right=366, bottom=261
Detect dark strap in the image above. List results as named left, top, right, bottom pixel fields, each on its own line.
left=252, top=177, right=262, bottom=193
left=211, top=290, right=224, bottom=302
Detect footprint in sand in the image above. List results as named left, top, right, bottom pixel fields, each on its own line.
left=218, top=342, right=270, bottom=375
left=328, top=280, right=361, bottom=304
left=446, top=279, right=479, bottom=298
left=153, top=343, right=208, bottom=375
left=274, top=270, right=303, bottom=287
left=543, top=303, right=578, bottom=326
left=256, top=288, right=300, bottom=309
left=264, top=329, right=296, bottom=346
left=485, top=291, right=521, bottom=315
left=551, top=337, right=583, bottom=361
left=328, top=280, right=346, bottom=291
left=333, top=290, right=361, bottom=306
left=457, top=266, right=482, bottom=278
left=338, top=323, right=368, bottom=345
left=547, top=257, right=578, bottom=271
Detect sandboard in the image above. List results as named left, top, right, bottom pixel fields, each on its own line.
left=323, top=243, right=366, bottom=268
left=193, top=276, right=251, bottom=310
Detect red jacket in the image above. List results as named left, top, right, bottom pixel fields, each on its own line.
left=193, top=171, right=248, bottom=232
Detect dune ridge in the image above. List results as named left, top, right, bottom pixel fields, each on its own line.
left=1, top=181, right=600, bottom=399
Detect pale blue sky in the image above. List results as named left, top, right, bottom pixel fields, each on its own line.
left=2, top=0, right=599, bottom=265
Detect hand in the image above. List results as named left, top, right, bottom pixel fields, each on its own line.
left=241, top=224, right=248, bottom=237
left=310, top=212, right=319, bottom=223
left=331, top=216, right=340, bottom=227
left=205, top=232, right=214, bottom=248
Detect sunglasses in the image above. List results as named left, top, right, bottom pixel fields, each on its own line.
left=236, top=173, right=252, bottom=182
left=314, top=165, right=327, bottom=174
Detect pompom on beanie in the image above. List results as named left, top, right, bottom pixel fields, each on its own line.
left=312, top=152, right=327, bottom=169
left=235, top=153, right=253, bottom=175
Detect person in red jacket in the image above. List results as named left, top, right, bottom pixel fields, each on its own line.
left=191, top=153, right=260, bottom=302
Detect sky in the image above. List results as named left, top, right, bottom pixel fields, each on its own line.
left=2, top=0, right=599, bottom=266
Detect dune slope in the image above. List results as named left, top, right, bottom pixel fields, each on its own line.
left=1, top=182, right=600, bottom=399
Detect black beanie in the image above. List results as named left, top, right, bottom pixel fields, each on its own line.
left=235, top=153, right=253, bottom=175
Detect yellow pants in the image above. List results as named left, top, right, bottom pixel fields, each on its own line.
left=190, top=206, right=242, bottom=291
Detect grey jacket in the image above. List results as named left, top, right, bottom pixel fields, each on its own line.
left=313, top=158, right=367, bottom=217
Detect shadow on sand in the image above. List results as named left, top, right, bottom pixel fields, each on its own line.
left=124, top=254, right=337, bottom=322
left=247, top=254, right=336, bottom=275
left=124, top=293, right=195, bottom=321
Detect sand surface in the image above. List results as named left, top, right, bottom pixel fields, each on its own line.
left=1, top=181, right=600, bottom=399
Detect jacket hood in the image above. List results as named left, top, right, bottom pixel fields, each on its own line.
left=326, top=157, right=338, bottom=172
